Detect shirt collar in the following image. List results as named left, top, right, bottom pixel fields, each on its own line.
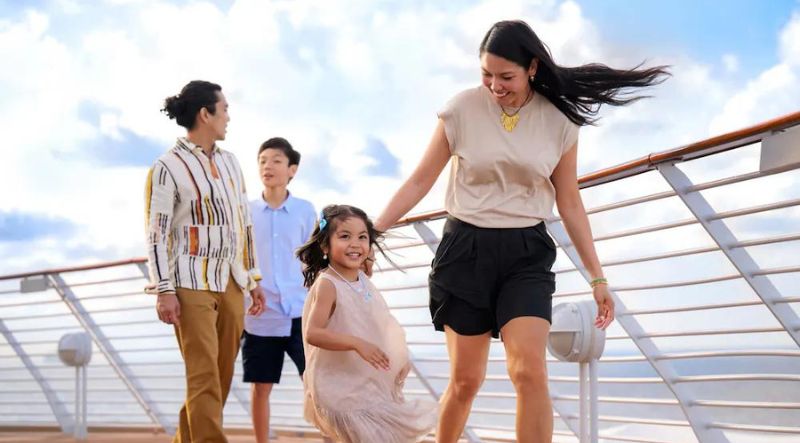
left=258, top=190, right=296, bottom=213
left=177, top=137, right=221, bottom=155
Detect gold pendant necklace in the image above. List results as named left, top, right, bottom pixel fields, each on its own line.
left=500, top=112, right=520, bottom=132
left=499, top=90, right=533, bottom=132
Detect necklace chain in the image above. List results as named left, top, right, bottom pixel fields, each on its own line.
left=328, top=266, right=371, bottom=302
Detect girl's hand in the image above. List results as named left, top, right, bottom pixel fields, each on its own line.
left=593, top=284, right=615, bottom=330
left=355, top=338, right=390, bottom=370
left=395, top=362, right=411, bottom=386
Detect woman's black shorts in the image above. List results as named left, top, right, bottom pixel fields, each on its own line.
left=428, top=216, right=557, bottom=338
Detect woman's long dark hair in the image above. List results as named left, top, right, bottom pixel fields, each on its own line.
left=296, top=204, right=387, bottom=288
left=480, top=20, right=670, bottom=126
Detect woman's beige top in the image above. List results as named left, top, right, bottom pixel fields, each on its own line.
left=439, top=86, right=580, bottom=228
left=302, top=272, right=437, bottom=443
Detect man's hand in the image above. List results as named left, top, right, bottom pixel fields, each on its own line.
left=248, top=286, right=266, bottom=316
left=156, top=292, right=181, bottom=326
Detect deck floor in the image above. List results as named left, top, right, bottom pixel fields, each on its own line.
left=0, top=432, right=321, bottom=442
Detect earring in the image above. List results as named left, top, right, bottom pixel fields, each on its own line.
left=529, top=74, right=536, bottom=82
left=323, top=253, right=328, bottom=260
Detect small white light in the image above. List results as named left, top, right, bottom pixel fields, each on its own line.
left=20, top=276, right=50, bottom=293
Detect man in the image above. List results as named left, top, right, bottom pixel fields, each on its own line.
left=242, top=137, right=316, bottom=443
left=145, top=80, right=266, bottom=443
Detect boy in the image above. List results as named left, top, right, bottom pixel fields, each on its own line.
left=242, top=137, right=316, bottom=442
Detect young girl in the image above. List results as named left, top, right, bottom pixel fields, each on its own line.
left=296, top=204, right=437, bottom=443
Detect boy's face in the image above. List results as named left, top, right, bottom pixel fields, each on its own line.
left=258, top=148, right=297, bottom=188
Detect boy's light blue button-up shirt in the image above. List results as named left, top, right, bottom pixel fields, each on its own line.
left=245, top=192, right=316, bottom=337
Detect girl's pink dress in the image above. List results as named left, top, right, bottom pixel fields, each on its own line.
left=302, top=271, right=437, bottom=443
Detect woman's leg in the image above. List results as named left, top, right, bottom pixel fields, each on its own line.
left=436, top=326, right=492, bottom=443
left=501, top=316, right=552, bottom=443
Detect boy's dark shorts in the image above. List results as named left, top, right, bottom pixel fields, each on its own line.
left=428, top=217, right=557, bottom=339
left=241, top=317, right=305, bottom=384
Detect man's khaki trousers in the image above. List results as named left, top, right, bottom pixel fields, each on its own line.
left=173, top=276, right=244, bottom=443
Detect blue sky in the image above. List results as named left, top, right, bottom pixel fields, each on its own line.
left=580, top=0, right=798, bottom=73
left=0, top=0, right=799, bottom=274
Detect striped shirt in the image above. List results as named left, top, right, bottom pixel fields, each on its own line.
left=144, top=137, right=261, bottom=294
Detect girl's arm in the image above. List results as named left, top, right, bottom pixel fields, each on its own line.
left=305, top=278, right=390, bottom=370
left=551, top=142, right=615, bottom=329
left=374, top=120, right=452, bottom=232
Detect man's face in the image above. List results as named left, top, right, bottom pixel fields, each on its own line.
left=207, top=91, right=230, bottom=141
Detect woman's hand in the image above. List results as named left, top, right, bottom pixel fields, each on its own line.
left=361, top=248, right=376, bottom=277
left=354, top=338, right=390, bottom=370
left=593, top=284, right=615, bottom=330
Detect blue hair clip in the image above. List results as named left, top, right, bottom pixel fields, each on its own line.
left=318, top=210, right=327, bottom=231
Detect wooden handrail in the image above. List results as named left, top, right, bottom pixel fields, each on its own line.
left=579, top=111, right=800, bottom=187
left=0, top=257, right=147, bottom=281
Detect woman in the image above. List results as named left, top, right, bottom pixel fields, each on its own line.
left=373, top=20, right=669, bottom=443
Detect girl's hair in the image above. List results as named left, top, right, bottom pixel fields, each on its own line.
left=480, top=20, right=670, bottom=126
left=161, top=80, right=222, bottom=130
left=296, top=204, right=387, bottom=288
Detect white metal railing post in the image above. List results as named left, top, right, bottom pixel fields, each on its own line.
left=576, top=360, right=600, bottom=442
left=74, top=364, right=88, bottom=440
left=579, top=362, right=588, bottom=443
left=658, top=162, right=800, bottom=347
left=0, top=318, right=74, bottom=434
left=136, top=262, right=149, bottom=279
left=230, top=376, right=252, bottom=417
left=589, top=359, right=598, bottom=443
left=545, top=220, right=729, bottom=443
left=48, top=273, right=175, bottom=435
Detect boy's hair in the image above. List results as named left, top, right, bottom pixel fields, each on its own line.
left=162, top=80, right=222, bottom=130
left=259, top=137, right=301, bottom=166
left=296, top=204, right=386, bottom=288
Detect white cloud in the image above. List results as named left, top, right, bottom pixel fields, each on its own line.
left=710, top=13, right=800, bottom=135
left=779, top=12, right=800, bottom=66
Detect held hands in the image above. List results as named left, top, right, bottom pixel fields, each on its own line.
left=361, top=248, right=376, bottom=277
left=592, top=283, right=615, bottom=330
left=355, top=337, right=390, bottom=371
left=248, top=286, right=266, bottom=316
left=156, top=292, right=181, bottom=326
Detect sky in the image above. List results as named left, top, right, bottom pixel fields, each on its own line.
left=1, top=0, right=799, bottom=275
